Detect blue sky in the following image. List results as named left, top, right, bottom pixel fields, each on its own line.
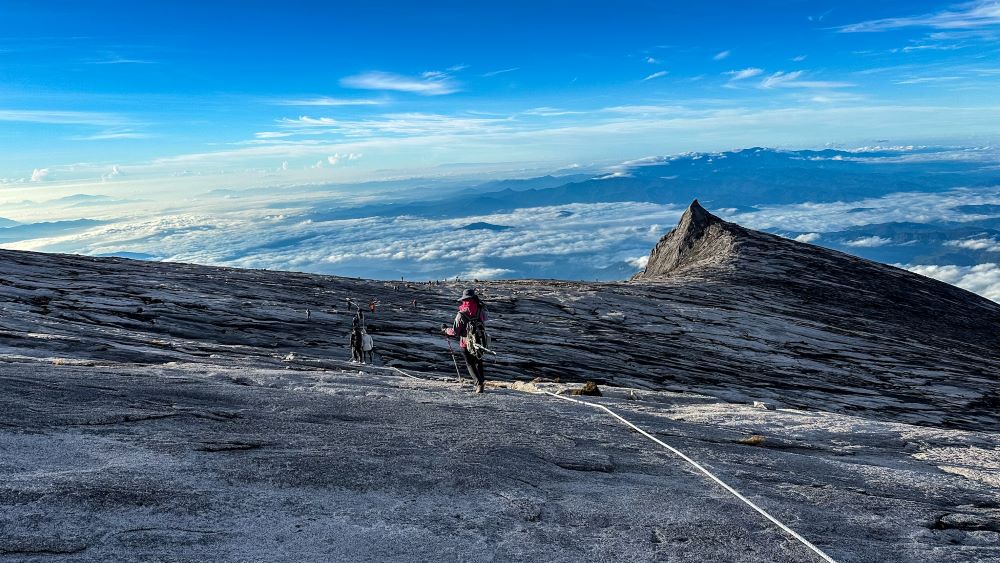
left=1, top=0, right=999, bottom=194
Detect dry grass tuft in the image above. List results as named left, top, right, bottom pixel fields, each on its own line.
left=737, top=434, right=766, bottom=446
left=570, top=381, right=602, bottom=397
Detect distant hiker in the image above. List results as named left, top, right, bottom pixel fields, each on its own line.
left=362, top=329, right=374, bottom=363
left=350, top=316, right=364, bottom=363
left=443, top=288, right=489, bottom=393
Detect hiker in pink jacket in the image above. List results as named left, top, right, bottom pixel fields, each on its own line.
left=443, top=288, right=488, bottom=393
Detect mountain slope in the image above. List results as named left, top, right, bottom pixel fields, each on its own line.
left=1, top=201, right=998, bottom=430
left=2, top=203, right=1000, bottom=561
left=2, top=361, right=997, bottom=562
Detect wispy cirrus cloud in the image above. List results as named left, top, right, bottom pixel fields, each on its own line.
left=713, top=49, right=731, bottom=60
left=340, top=70, right=460, bottom=95
left=895, top=76, right=963, bottom=84
left=482, top=67, right=520, bottom=77
left=86, top=57, right=156, bottom=65
left=70, top=129, right=150, bottom=141
left=839, top=1, right=1000, bottom=32
left=275, top=112, right=510, bottom=138
left=642, top=70, right=668, bottom=81
left=725, top=67, right=764, bottom=81
left=808, top=8, right=835, bottom=23
left=0, top=109, right=129, bottom=127
left=520, top=107, right=585, bottom=117
left=759, top=71, right=853, bottom=89
left=271, top=97, right=383, bottom=106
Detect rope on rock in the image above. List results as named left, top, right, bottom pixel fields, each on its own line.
left=543, top=391, right=837, bottom=563
left=342, top=360, right=836, bottom=562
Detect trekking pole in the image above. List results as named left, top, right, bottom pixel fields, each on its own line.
left=442, top=333, right=463, bottom=383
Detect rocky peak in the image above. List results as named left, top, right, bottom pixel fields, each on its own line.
left=632, top=199, right=738, bottom=279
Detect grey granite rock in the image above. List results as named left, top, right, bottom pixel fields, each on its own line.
left=0, top=201, right=998, bottom=561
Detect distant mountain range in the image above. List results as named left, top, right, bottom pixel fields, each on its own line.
left=302, top=147, right=1000, bottom=223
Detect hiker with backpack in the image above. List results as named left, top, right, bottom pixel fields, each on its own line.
left=361, top=328, right=374, bottom=363
left=350, top=314, right=364, bottom=363
left=442, top=288, right=489, bottom=393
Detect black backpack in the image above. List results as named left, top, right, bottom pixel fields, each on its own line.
left=462, top=312, right=491, bottom=359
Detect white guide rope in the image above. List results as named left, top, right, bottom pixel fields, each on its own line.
left=544, top=392, right=837, bottom=563
left=373, top=364, right=836, bottom=562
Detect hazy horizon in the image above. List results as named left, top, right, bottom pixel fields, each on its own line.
left=1, top=1, right=999, bottom=300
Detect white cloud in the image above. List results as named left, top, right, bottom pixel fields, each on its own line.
left=627, top=255, right=649, bottom=268
left=0, top=109, right=128, bottom=127
left=482, top=67, right=520, bottom=77
left=794, top=232, right=821, bottom=243
left=645, top=56, right=660, bottom=64
left=808, top=8, right=835, bottom=23
left=30, top=168, right=49, bottom=182
left=521, top=107, right=585, bottom=117
left=324, top=152, right=362, bottom=166
left=844, top=236, right=893, bottom=247
left=946, top=237, right=1000, bottom=252
left=759, top=71, right=853, bottom=89
left=255, top=131, right=294, bottom=139
left=5, top=199, right=684, bottom=282
left=71, top=129, right=149, bottom=141
left=21, top=105, right=1000, bottom=192
left=86, top=56, right=156, bottom=65
left=643, top=70, right=668, bottom=81
left=272, top=97, right=382, bottom=106
left=713, top=50, right=731, bottom=61
left=276, top=113, right=510, bottom=137
left=840, top=1, right=1000, bottom=32
left=340, top=71, right=460, bottom=95
left=728, top=184, right=1000, bottom=233
left=906, top=263, right=1000, bottom=302
left=895, top=76, right=963, bottom=84
left=760, top=71, right=803, bottom=87
left=792, top=55, right=808, bottom=62
left=725, top=67, right=764, bottom=81
left=101, top=165, right=122, bottom=181
left=461, top=267, right=513, bottom=280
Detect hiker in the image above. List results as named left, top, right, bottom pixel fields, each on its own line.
left=350, top=315, right=364, bottom=363
left=442, top=288, right=489, bottom=393
left=362, top=328, right=374, bottom=363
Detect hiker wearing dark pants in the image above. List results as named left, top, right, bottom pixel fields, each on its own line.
left=462, top=349, right=485, bottom=389
left=444, top=288, right=488, bottom=393
left=350, top=315, right=364, bottom=363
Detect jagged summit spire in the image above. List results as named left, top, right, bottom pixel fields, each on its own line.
left=632, top=199, right=736, bottom=280
left=678, top=199, right=720, bottom=236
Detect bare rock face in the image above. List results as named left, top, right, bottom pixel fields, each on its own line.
left=632, top=199, right=737, bottom=279
left=0, top=201, right=998, bottom=430
left=1, top=201, right=1000, bottom=561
